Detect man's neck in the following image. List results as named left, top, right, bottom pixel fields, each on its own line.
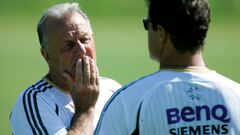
left=45, top=72, right=70, bottom=94
left=160, top=50, right=206, bottom=69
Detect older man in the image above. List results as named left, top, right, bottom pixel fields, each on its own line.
left=10, top=3, right=121, bottom=135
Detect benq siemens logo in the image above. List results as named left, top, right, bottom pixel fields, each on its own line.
left=166, top=104, right=230, bottom=135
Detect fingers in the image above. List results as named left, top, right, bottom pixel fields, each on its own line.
left=62, top=72, right=74, bottom=86
left=75, top=56, right=98, bottom=86
left=95, top=64, right=99, bottom=85
left=90, top=59, right=99, bottom=85
left=71, top=56, right=100, bottom=110
left=83, top=56, right=90, bottom=85
left=75, top=59, right=83, bottom=86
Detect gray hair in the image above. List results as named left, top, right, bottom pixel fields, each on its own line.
left=37, top=2, right=92, bottom=48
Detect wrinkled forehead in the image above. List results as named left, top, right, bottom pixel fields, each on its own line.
left=67, top=25, right=91, bottom=37
left=64, top=13, right=92, bottom=33
left=46, top=13, right=92, bottom=37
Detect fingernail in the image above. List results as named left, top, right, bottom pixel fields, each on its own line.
left=90, top=59, right=95, bottom=64
left=77, top=59, right=82, bottom=64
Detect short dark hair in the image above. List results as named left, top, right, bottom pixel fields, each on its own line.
left=147, top=0, right=211, bottom=53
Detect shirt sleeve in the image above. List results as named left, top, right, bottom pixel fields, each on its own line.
left=10, top=92, right=68, bottom=135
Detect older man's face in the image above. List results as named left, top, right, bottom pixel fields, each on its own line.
left=44, top=12, right=96, bottom=80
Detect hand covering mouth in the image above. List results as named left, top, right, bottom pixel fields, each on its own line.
left=69, top=58, right=83, bottom=77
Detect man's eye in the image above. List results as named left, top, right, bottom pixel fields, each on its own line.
left=67, top=42, right=74, bottom=48
left=81, top=37, right=91, bottom=44
left=62, top=42, right=75, bottom=51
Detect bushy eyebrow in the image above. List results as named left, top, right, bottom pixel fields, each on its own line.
left=67, top=30, right=90, bottom=38
left=64, top=32, right=91, bottom=44
left=79, top=32, right=91, bottom=37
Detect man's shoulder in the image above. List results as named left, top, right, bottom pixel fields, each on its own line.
left=102, top=72, right=162, bottom=106
left=116, top=71, right=164, bottom=93
left=94, top=73, right=162, bottom=134
left=205, top=71, right=240, bottom=89
left=99, top=77, right=120, bottom=84
left=22, top=79, right=53, bottom=96
left=14, top=79, right=54, bottom=107
left=99, top=77, right=122, bottom=92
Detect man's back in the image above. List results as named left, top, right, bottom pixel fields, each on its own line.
left=95, top=68, right=240, bottom=135
left=94, top=0, right=240, bottom=134
left=139, top=69, right=240, bottom=135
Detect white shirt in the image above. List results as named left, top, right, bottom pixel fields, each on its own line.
left=95, top=69, right=240, bottom=135
left=10, top=77, right=121, bottom=135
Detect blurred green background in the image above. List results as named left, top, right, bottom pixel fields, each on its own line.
left=0, top=0, right=239, bottom=134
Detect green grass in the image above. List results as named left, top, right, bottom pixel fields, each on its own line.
left=1, top=2, right=240, bottom=134
left=204, top=17, right=240, bottom=82
left=0, top=16, right=156, bottom=135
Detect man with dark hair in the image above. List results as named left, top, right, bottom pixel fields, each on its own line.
left=93, top=0, right=240, bottom=134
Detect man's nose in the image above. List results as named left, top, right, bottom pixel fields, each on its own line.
left=74, top=40, right=86, bottom=58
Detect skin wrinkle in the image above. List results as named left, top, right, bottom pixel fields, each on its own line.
left=42, top=12, right=96, bottom=91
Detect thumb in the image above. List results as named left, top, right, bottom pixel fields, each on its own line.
left=62, top=72, right=74, bottom=86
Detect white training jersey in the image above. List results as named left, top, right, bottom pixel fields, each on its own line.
left=10, top=77, right=121, bottom=135
left=94, top=69, right=240, bottom=135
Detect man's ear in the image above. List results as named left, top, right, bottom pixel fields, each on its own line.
left=157, top=25, right=168, bottom=45
left=41, top=48, right=50, bottom=63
